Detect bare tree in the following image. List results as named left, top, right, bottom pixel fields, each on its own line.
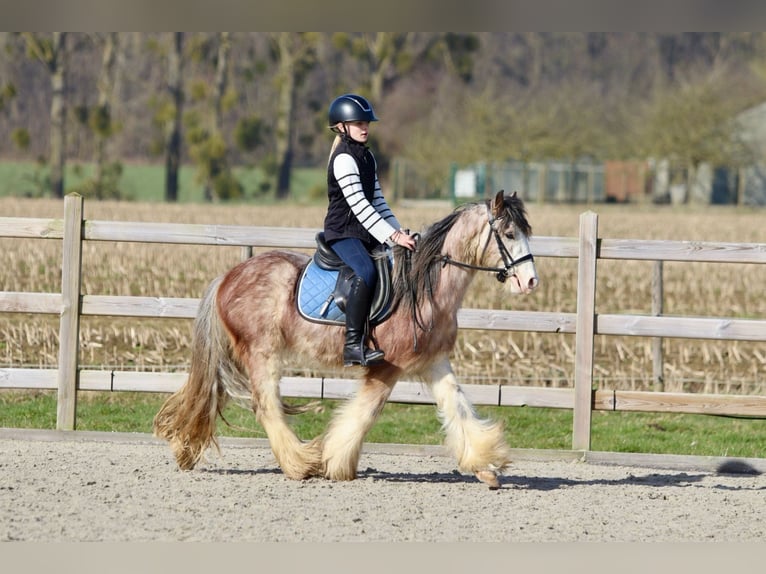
left=213, top=32, right=230, bottom=135
left=23, top=32, right=67, bottom=198
left=3, top=32, right=766, bottom=205
left=183, top=32, right=243, bottom=202
left=165, top=32, right=184, bottom=202
left=270, top=32, right=317, bottom=199
left=331, top=32, right=417, bottom=102
left=0, top=34, right=17, bottom=121
left=91, top=32, right=120, bottom=198
left=365, top=33, right=412, bottom=102
left=638, top=71, right=755, bottom=203
left=204, top=31, right=232, bottom=201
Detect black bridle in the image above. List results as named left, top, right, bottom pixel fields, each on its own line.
left=439, top=204, right=535, bottom=283
left=399, top=204, right=535, bottom=350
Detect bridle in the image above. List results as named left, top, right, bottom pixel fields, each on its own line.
left=438, top=203, right=535, bottom=283
left=399, top=202, right=535, bottom=350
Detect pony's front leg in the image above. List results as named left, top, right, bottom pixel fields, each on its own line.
left=320, top=363, right=400, bottom=480
left=426, top=356, right=511, bottom=488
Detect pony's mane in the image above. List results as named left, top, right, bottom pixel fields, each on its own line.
left=391, top=193, right=531, bottom=313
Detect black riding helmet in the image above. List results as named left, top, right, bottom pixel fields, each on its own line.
left=328, top=94, right=379, bottom=128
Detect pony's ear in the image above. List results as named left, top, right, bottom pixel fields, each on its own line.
left=492, top=190, right=505, bottom=217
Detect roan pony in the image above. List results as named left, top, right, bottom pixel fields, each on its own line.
left=153, top=190, right=539, bottom=488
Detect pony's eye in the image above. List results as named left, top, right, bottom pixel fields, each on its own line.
left=504, top=231, right=515, bottom=240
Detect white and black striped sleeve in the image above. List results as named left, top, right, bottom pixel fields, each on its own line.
left=332, top=152, right=400, bottom=244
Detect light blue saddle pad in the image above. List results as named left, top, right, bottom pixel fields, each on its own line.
left=296, top=253, right=394, bottom=327
left=296, top=259, right=346, bottom=325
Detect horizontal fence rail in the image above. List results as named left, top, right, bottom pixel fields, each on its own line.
left=2, top=194, right=766, bottom=453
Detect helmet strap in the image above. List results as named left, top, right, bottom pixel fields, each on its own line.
left=338, top=123, right=354, bottom=141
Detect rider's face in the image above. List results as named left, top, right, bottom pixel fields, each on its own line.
left=339, top=121, right=370, bottom=143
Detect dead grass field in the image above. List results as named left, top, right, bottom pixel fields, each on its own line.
left=2, top=196, right=766, bottom=394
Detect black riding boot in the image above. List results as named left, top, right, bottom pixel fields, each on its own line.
left=343, top=276, right=385, bottom=367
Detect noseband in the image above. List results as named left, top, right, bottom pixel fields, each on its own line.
left=402, top=203, right=535, bottom=351
left=439, top=204, right=534, bottom=282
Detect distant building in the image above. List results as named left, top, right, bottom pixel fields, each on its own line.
left=442, top=104, right=766, bottom=206
left=649, top=102, right=766, bottom=206
left=733, top=101, right=766, bottom=206
left=604, top=160, right=648, bottom=203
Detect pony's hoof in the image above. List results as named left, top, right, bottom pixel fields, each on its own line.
left=475, top=470, right=501, bottom=490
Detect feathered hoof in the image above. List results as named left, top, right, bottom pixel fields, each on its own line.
left=323, top=466, right=357, bottom=481
left=281, top=467, right=317, bottom=481
left=475, top=469, right=502, bottom=490
left=277, top=439, right=324, bottom=480
left=321, top=452, right=359, bottom=480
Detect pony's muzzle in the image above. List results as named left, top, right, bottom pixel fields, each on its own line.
left=509, top=272, right=539, bottom=294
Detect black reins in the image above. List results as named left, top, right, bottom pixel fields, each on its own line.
left=399, top=203, right=535, bottom=351
left=439, top=204, right=534, bottom=283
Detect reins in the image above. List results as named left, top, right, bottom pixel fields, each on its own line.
left=438, top=253, right=534, bottom=282
left=439, top=203, right=534, bottom=283
left=400, top=234, right=435, bottom=351
left=400, top=203, right=534, bottom=350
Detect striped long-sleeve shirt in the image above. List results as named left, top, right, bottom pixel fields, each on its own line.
left=323, top=137, right=401, bottom=247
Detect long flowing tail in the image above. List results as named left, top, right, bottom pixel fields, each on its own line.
left=153, top=276, right=245, bottom=470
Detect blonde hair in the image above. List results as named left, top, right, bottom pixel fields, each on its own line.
left=327, top=133, right=341, bottom=165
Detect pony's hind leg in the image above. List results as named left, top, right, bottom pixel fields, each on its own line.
left=320, top=363, right=400, bottom=481
left=248, top=352, right=323, bottom=480
left=426, top=357, right=511, bottom=488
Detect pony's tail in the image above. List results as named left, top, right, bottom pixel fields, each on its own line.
left=153, top=276, right=235, bottom=470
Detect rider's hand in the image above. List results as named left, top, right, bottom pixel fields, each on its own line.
left=390, top=229, right=416, bottom=251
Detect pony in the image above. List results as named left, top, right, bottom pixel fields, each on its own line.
left=153, top=190, right=539, bottom=488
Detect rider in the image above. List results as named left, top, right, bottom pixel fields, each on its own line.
left=323, top=93, right=416, bottom=366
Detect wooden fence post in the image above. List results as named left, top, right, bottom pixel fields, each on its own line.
left=652, top=260, right=665, bottom=392
left=56, top=193, right=84, bottom=430
left=572, top=211, right=598, bottom=450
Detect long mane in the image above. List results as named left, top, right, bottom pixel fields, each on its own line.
left=391, top=194, right=532, bottom=314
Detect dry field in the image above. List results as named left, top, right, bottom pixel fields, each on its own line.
left=2, top=196, right=766, bottom=395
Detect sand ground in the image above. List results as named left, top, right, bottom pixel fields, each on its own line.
left=1, top=429, right=764, bottom=542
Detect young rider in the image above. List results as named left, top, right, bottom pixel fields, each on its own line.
left=323, top=93, right=416, bottom=366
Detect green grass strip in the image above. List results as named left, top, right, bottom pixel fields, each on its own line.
left=2, top=390, right=765, bottom=459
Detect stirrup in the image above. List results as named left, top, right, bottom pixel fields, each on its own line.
left=343, top=346, right=385, bottom=367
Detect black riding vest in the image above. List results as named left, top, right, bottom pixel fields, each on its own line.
left=323, top=136, right=379, bottom=247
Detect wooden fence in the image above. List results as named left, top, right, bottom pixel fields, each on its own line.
left=2, top=193, right=766, bottom=452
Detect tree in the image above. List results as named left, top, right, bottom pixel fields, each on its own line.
left=330, top=33, right=414, bottom=103
left=434, top=33, right=480, bottom=84
left=269, top=32, right=318, bottom=199
left=4, top=32, right=766, bottom=205
left=185, top=32, right=243, bottom=201
left=73, top=32, right=123, bottom=199
left=165, top=32, right=184, bottom=202
left=23, top=32, right=67, bottom=198
left=329, top=32, right=467, bottom=102
left=0, top=81, right=16, bottom=115
left=213, top=32, right=230, bottom=137
left=638, top=71, right=755, bottom=202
